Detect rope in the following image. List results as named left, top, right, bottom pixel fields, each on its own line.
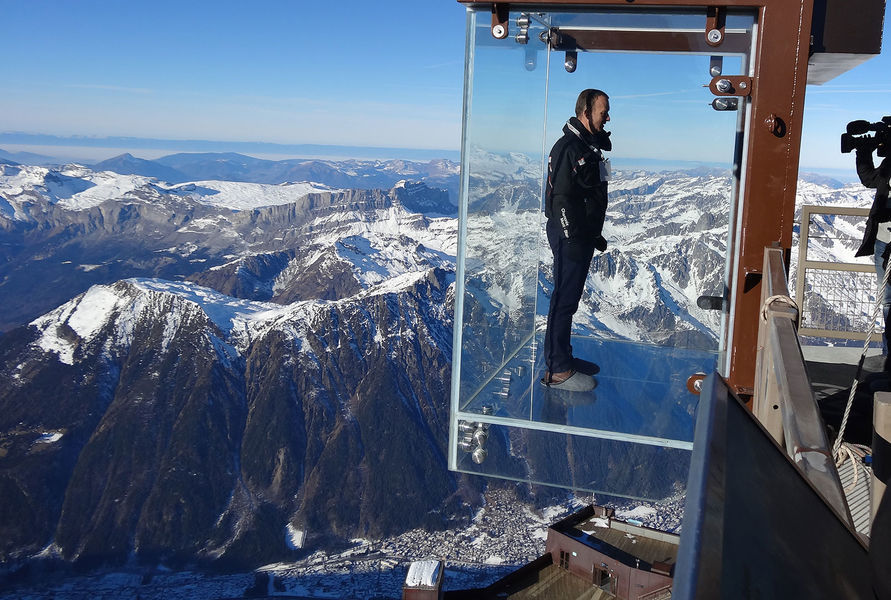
left=835, top=442, right=872, bottom=494
left=831, top=259, right=891, bottom=460
left=761, top=294, right=799, bottom=323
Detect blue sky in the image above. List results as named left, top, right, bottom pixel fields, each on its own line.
left=1, top=0, right=466, bottom=157
left=1, top=1, right=888, bottom=173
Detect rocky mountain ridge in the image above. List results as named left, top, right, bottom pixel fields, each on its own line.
left=2, top=267, right=465, bottom=567
left=0, top=160, right=454, bottom=331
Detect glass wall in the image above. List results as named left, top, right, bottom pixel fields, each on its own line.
left=450, top=7, right=756, bottom=499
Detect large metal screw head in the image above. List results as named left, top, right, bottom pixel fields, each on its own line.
left=707, top=29, right=723, bottom=44
left=715, top=79, right=733, bottom=93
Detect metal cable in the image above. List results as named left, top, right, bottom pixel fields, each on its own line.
left=832, top=258, right=891, bottom=459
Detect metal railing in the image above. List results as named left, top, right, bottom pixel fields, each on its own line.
left=754, top=245, right=855, bottom=529
left=638, top=583, right=672, bottom=600
left=795, top=205, right=877, bottom=341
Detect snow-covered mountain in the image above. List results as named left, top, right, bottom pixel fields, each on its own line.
left=0, top=155, right=878, bottom=573
left=89, top=151, right=461, bottom=203
left=0, top=160, right=470, bottom=568
left=4, top=266, right=459, bottom=564
left=0, top=161, right=455, bottom=331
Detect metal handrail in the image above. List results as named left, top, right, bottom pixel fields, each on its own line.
left=754, top=246, right=855, bottom=529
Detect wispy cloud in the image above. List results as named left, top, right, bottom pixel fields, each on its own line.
left=65, top=84, right=154, bottom=94
left=808, top=87, right=891, bottom=94
left=423, top=60, right=462, bottom=70
left=612, top=90, right=694, bottom=100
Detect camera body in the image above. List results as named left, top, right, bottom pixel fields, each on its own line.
left=841, top=116, right=891, bottom=157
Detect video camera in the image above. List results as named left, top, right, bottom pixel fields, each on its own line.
left=840, top=116, right=891, bottom=157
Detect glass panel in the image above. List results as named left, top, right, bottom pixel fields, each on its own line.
left=454, top=8, right=550, bottom=409
left=454, top=422, right=691, bottom=500
left=451, top=7, right=756, bottom=497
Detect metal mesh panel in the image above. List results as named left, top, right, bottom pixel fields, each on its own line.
left=794, top=206, right=877, bottom=341
left=799, top=268, right=879, bottom=334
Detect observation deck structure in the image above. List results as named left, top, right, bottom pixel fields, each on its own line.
left=448, top=0, right=887, bottom=596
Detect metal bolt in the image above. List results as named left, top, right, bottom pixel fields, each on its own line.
left=707, top=29, right=723, bottom=44
left=473, top=429, right=489, bottom=446
left=709, top=64, right=722, bottom=77
left=492, top=24, right=506, bottom=39
left=694, top=379, right=703, bottom=392
left=738, top=80, right=747, bottom=90
left=516, top=14, right=530, bottom=28
left=516, top=31, right=529, bottom=44
left=711, top=97, right=738, bottom=111
left=715, top=79, right=733, bottom=93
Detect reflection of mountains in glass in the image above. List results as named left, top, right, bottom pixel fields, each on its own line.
left=454, top=162, right=728, bottom=496
left=456, top=422, right=691, bottom=500
left=466, top=336, right=709, bottom=442
left=456, top=335, right=710, bottom=499
left=463, top=165, right=731, bottom=349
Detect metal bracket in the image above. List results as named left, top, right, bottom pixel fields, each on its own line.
left=705, top=6, right=726, bottom=47
left=491, top=3, right=509, bottom=39
left=709, top=75, right=753, bottom=97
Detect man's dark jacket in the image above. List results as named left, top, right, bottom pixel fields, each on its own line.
left=855, top=149, right=891, bottom=257
left=545, top=117, right=610, bottom=250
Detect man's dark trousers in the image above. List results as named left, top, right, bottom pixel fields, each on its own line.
left=544, top=220, right=595, bottom=374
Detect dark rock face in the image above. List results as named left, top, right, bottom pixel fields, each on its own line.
left=0, top=165, right=468, bottom=569
left=0, top=267, right=462, bottom=568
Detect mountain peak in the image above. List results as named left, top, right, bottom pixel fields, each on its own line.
left=91, top=154, right=187, bottom=183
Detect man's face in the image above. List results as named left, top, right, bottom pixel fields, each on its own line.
left=585, top=95, right=610, bottom=133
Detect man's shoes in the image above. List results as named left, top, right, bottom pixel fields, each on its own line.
left=573, top=358, right=600, bottom=375
left=540, top=370, right=596, bottom=392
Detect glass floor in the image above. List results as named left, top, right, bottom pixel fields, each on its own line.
left=451, top=334, right=716, bottom=500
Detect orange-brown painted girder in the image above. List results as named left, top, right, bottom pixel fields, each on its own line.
left=457, top=0, right=815, bottom=399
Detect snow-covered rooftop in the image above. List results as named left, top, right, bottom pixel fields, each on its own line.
left=404, top=559, right=442, bottom=588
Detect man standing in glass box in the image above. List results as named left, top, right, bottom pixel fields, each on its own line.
left=541, top=88, right=611, bottom=391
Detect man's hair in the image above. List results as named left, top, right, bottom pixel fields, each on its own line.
left=575, top=89, right=608, bottom=117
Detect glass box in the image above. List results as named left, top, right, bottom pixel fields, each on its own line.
left=449, top=6, right=756, bottom=499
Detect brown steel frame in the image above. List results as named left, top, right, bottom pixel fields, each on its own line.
left=458, top=0, right=815, bottom=399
